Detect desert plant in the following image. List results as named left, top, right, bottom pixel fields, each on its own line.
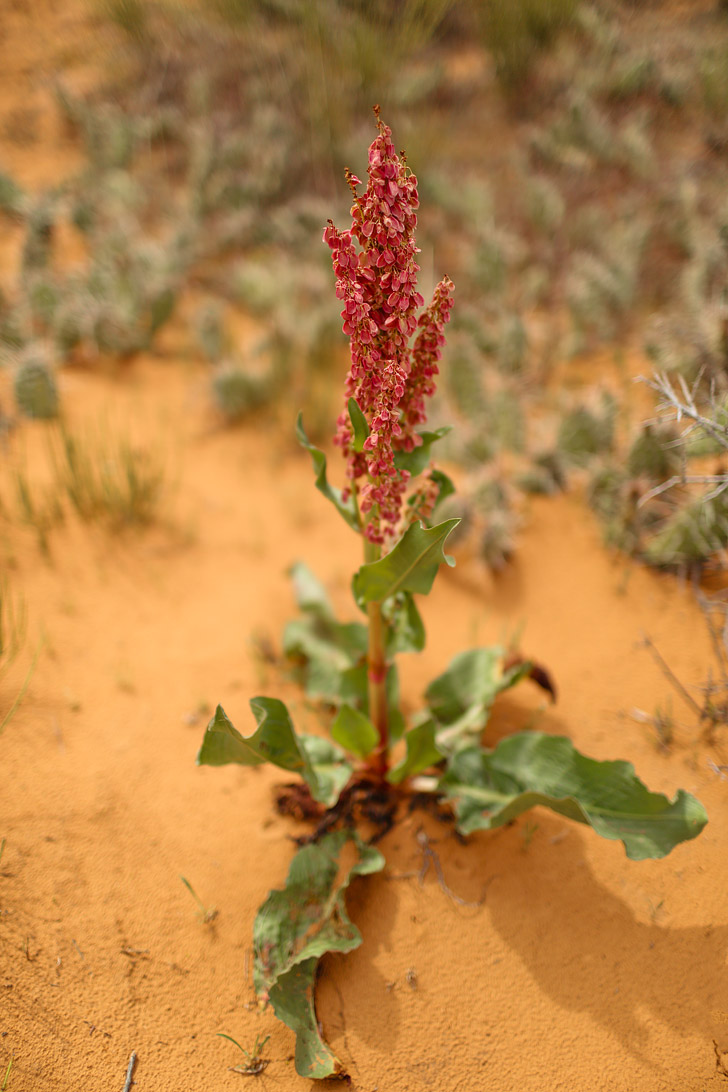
left=13, top=347, right=60, bottom=420
left=211, top=362, right=271, bottom=422
left=477, top=0, right=578, bottom=86
left=194, top=301, right=226, bottom=362
left=557, top=396, right=616, bottom=466
left=51, top=424, right=165, bottom=529
left=197, top=117, right=707, bottom=1079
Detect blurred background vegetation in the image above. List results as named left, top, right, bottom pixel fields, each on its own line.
left=2, top=0, right=728, bottom=570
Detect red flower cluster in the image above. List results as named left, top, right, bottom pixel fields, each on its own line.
left=323, top=111, right=454, bottom=544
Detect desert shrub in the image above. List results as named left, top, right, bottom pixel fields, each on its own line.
left=211, top=363, right=271, bottom=422
left=0, top=169, right=24, bottom=216
left=557, top=397, right=616, bottom=466
left=13, top=346, right=59, bottom=420
left=194, top=301, right=227, bottom=363
left=477, top=0, right=578, bottom=86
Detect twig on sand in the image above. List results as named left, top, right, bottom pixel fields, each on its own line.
left=640, top=633, right=704, bottom=719
left=122, top=1052, right=137, bottom=1092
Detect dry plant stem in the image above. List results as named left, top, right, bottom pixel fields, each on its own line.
left=122, top=1052, right=137, bottom=1092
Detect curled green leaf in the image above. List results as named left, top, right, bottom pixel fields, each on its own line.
left=196, top=700, right=352, bottom=806
left=439, top=732, right=708, bottom=859
left=352, top=518, right=460, bottom=607
left=254, top=829, right=385, bottom=1078
left=296, top=413, right=359, bottom=531
left=425, top=646, right=534, bottom=754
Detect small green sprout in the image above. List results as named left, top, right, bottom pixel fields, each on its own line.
left=180, top=875, right=218, bottom=924
left=218, top=1032, right=270, bottom=1076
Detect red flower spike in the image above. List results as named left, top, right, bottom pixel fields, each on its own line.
left=324, top=116, right=454, bottom=544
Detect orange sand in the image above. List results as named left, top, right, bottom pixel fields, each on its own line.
left=1, top=4, right=727, bottom=1088
left=0, top=358, right=726, bottom=1092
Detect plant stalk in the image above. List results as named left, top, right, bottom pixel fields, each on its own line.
left=367, top=599, right=388, bottom=774
left=364, top=532, right=388, bottom=775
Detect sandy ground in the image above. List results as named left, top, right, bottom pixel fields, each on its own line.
left=0, top=357, right=726, bottom=1092
left=1, top=2, right=727, bottom=1089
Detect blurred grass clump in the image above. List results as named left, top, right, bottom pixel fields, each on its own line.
left=2, top=0, right=728, bottom=569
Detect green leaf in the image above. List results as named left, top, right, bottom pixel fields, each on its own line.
left=348, top=397, right=369, bottom=453
left=289, top=561, right=334, bottom=622
left=439, top=733, right=708, bottom=860
left=339, top=662, right=369, bottom=708
left=425, top=646, right=533, bottom=753
left=296, top=413, right=359, bottom=531
left=283, top=616, right=366, bottom=701
left=337, top=663, right=405, bottom=743
left=387, top=718, right=443, bottom=784
left=430, top=468, right=456, bottom=512
left=426, top=646, right=514, bottom=723
left=352, top=518, right=460, bottom=606
left=254, top=830, right=385, bottom=1078
left=196, top=700, right=349, bottom=806
left=196, top=704, right=268, bottom=768
left=330, top=704, right=378, bottom=759
left=394, top=426, right=452, bottom=477
left=384, top=592, right=426, bottom=656
left=299, top=735, right=354, bottom=806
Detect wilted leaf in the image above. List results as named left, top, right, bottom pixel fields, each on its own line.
left=352, top=518, right=460, bottom=607
left=388, top=718, right=443, bottom=784
left=254, top=830, right=385, bottom=1078
left=439, top=732, right=708, bottom=859
left=296, top=413, right=359, bottom=531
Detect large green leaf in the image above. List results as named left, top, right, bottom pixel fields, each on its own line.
left=254, top=830, right=385, bottom=1079
left=352, top=518, right=460, bottom=606
left=439, top=733, right=708, bottom=859
left=394, top=426, right=451, bottom=477
left=196, top=700, right=351, bottom=806
left=296, top=414, right=359, bottom=531
left=387, top=718, right=443, bottom=784
left=425, top=646, right=534, bottom=753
